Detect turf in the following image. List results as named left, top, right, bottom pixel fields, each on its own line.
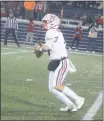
left=1, top=44, right=103, bottom=120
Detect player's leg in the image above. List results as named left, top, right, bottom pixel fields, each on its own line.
left=71, top=39, right=76, bottom=49
left=87, top=37, right=91, bottom=51
left=48, top=61, right=77, bottom=111
left=30, top=32, right=33, bottom=43
left=55, top=59, right=77, bottom=111
left=12, top=29, right=20, bottom=47
left=92, top=38, right=96, bottom=53
left=55, top=59, right=85, bottom=110
left=4, top=29, right=9, bottom=45
left=62, top=87, right=85, bottom=110
left=76, top=38, right=80, bottom=50
left=25, top=32, right=29, bottom=44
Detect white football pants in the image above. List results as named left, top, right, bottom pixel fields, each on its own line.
left=48, top=59, right=74, bottom=107
left=48, top=59, right=80, bottom=107
left=49, top=59, right=69, bottom=89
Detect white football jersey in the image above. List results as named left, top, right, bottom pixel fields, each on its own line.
left=45, top=28, right=68, bottom=60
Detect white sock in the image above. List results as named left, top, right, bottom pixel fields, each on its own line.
left=63, top=86, right=80, bottom=102
left=50, top=88, right=75, bottom=107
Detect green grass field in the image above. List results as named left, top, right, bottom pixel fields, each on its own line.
left=1, top=44, right=103, bottom=120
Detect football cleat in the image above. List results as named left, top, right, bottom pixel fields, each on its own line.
left=76, top=97, right=85, bottom=110
left=60, top=105, right=77, bottom=112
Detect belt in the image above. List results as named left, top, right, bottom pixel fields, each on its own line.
left=60, top=57, right=68, bottom=60
left=51, top=57, right=68, bottom=61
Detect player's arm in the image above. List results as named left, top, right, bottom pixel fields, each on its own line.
left=34, top=36, right=58, bottom=51
left=34, top=29, right=59, bottom=51
left=34, top=43, right=49, bottom=51
left=40, top=44, right=50, bottom=51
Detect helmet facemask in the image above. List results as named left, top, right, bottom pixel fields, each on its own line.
left=43, top=20, right=48, bottom=30
left=42, top=14, right=60, bottom=30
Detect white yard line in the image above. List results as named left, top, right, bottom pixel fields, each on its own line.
left=1, top=51, right=32, bottom=55
left=1, top=43, right=102, bottom=57
left=1, top=44, right=33, bottom=49
left=1, top=52, right=20, bottom=55
left=89, top=92, right=99, bottom=95
left=3, top=49, right=101, bottom=57
left=2, top=48, right=12, bottom=50
left=68, top=51, right=103, bottom=57
left=82, top=91, right=102, bottom=120
left=25, top=78, right=33, bottom=81
left=17, top=56, right=23, bottom=59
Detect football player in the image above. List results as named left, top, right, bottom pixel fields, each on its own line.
left=34, top=14, right=85, bottom=112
